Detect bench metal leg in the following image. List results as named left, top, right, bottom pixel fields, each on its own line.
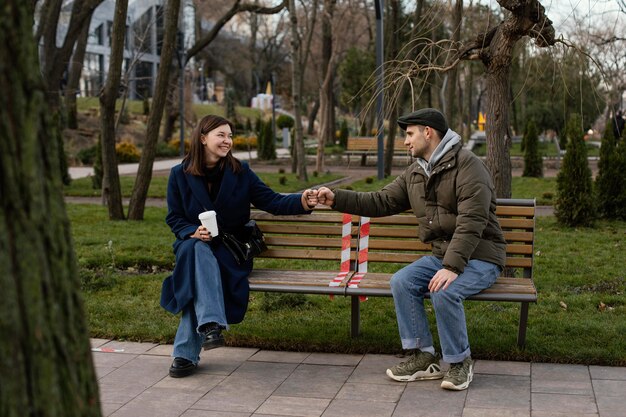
left=350, top=296, right=360, bottom=337
left=360, top=154, right=367, bottom=166
left=517, top=302, right=529, bottom=348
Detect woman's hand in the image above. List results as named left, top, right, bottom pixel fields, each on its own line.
left=191, top=225, right=213, bottom=242
left=301, top=189, right=318, bottom=210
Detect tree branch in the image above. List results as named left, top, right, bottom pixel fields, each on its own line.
left=186, top=0, right=286, bottom=62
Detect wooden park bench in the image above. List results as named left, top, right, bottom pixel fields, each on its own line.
left=248, top=199, right=537, bottom=348
left=346, top=137, right=409, bottom=166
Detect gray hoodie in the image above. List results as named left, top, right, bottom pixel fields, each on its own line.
left=416, top=129, right=461, bottom=177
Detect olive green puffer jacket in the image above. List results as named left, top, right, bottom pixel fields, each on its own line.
left=333, top=142, right=506, bottom=273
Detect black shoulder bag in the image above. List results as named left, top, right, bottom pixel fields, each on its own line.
left=221, top=220, right=268, bottom=265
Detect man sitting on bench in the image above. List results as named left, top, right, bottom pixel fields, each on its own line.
left=314, top=108, right=506, bottom=391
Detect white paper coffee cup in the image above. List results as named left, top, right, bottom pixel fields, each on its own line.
left=198, top=210, right=219, bottom=237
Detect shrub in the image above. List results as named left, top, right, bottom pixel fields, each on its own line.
left=278, top=168, right=285, bottom=174
left=338, top=119, right=349, bottom=148
left=115, top=141, right=141, bottom=163
left=276, top=114, right=294, bottom=129
left=232, top=135, right=257, bottom=150
left=555, top=114, right=595, bottom=226
left=523, top=119, right=543, bottom=177
left=596, top=119, right=626, bottom=219
left=168, top=138, right=190, bottom=155
left=155, top=141, right=180, bottom=158
left=259, top=119, right=276, bottom=160
left=77, top=145, right=98, bottom=165
left=365, top=176, right=374, bottom=184
left=279, top=176, right=287, bottom=185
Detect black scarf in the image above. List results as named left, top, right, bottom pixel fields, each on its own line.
left=203, top=164, right=224, bottom=202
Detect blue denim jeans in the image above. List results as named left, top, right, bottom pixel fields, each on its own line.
left=172, top=240, right=228, bottom=364
left=390, top=255, right=501, bottom=363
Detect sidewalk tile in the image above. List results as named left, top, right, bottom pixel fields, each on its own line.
left=461, top=408, right=529, bottom=417
left=474, top=360, right=530, bottom=376
left=98, top=355, right=170, bottom=403
left=465, top=374, right=530, bottom=410
left=592, top=379, right=625, bottom=397
left=531, top=393, right=597, bottom=414
left=256, top=395, right=330, bottom=417
left=531, top=412, right=597, bottom=417
left=250, top=350, right=311, bottom=364
left=392, top=382, right=465, bottom=417
left=99, top=340, right=158, bottom=354
left=322, top=399, right=396, bottom=417
left=101, top=402, right=123, bottom=417
left=95, top=366, right=117, bottom=380
left=92, top=351, right=138, bottom=368
left=336, top=382, right=405, bottom=403
left=202, top=347, right=260, bottom=362
left=347, top=354, right=405, bottom=385
left=303, top=353, right=363, bottom=367
left=144, top=344, right=173, bottom=356
left=184, top=411, right=250, bottom=417
left=155, top=373, right=225, bottom=391
left=274, top=364, right=354, bottom=399
left=191, top=376, right=282, bottom=413
left=589, top=365, right=626, bottom=381
left=596, top=395, right=626, bottom=417
left=183, top=411, right=250, bottom=417
left=532, top=363, right=593, bottom=395
left=91, top=338, right=111, bottom=348
left=109, top=387, right=205, bottom=417
left=229, top=360, right=298, bottom=380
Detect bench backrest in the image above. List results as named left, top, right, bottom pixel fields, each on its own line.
left=250, top=209, right=359, bottom=266
left=347, top=137, right=406, bottom=152
left=355, top=199, right=536, bottom=279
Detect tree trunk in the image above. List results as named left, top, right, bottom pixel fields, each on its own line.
left=288, top=0, right=308, bottom=181
left=444, top=0, right=463, bottom=130
left=484, top=29, right=515, bottom=198
left=128, top=0, right=181, bottom=220
left=316, top=0, right=336, bottom=174
left=66, top=22, right=91, bottom=129
left=99, top=0, right=129, bottom=220
left=384, top=0, right=401, bottom=177
left=0, top=2, right=101, bottom=415
left=307, top=99, right=320, bottom=135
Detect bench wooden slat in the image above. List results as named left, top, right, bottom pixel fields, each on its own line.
left=265, top=236, right=357, bottom=249
left=496, top=206, right=535, bottom=217
left=249, top=269, right=353, bottom=287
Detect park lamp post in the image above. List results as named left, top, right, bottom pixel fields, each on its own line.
left=375, top=0, right=384, bottom=180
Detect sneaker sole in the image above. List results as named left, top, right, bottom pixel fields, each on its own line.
left=440, top=364, right=474, bottom=390
left=386, top=363, right=444, bottom=382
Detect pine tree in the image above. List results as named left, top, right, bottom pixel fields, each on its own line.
left=261, top=118, right=276, bottom=160
left=595, top=118, right=623, bottom=218
left=555, top=114, right=595, bottom=226
left=522, top=119, right=543, bottom=177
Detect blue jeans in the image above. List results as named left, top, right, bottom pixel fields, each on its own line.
left=172, top=240, right=228, bottom=364
left=390, top=255, right=501, bottom=363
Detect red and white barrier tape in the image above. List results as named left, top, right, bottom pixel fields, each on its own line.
left=329, top=213, right=353, bottom=287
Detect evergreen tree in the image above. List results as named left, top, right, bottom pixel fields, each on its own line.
left=339, top=119, right=349, bottom=149
left=260, top=118, right=276, bottom=160
left=522, top=119, right=543, bottom=177
left=614, top=137, right=626, bottom=219
left=595, top=119, right=623, bottom=218
left=555, top=113, right=595, bottom=226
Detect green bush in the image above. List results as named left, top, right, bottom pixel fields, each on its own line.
left=555, top=114, right=595, bottom=226
left=338, top=119, right=349, bottom=148
left=523, top=119, right=543, bottom=177
left=77, top=145, right=99, bottom=165
left=595, top=118, right=626, bottom=219
left=276, top=114, right=294, bottom=129
left=155, top=141, right=180, bottom=158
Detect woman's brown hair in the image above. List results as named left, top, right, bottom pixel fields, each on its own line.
left=183, top=115, right=243, bottom=176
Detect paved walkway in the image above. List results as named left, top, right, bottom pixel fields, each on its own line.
left=91, top=339, right=624, bottom=417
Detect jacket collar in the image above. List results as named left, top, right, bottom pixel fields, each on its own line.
left=184, top=163, right=237, bottom=212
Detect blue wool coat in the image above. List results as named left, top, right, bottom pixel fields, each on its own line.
left=160, top=161, right=309, bottom=323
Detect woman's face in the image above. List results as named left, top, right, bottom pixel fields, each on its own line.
left=202, top=123, right=233, bottom=167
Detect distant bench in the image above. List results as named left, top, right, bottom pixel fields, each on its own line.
left=346, top=137, right=409, bottom=165
left=248, top=199, right=537, bottom=348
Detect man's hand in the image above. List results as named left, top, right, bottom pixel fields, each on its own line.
left=301, top=189, right=318, bottom=210
left=316, top=187, right=335, bottom=207
left=428, top=268, right=459, bottom=292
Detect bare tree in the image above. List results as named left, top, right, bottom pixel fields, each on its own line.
left=99, top=0, right=129, bottom=220
left=316, top=0, right=336, bottom=174
left=288, top=0, right=319, bottom=181
left=66, top=22, right=91, bottom=129
left=1, top=2, right=101, bottom=415
left=128, top=0, right=181, bottom=220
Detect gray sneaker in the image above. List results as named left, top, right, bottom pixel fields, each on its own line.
left=386, top=350, right=443, bottom=382
left=441, top=356, right=474, bottom=390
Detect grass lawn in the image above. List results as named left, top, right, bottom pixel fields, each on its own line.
left=64, top=171, right=344, bottom=197
left=70, top=203, right=626, bottom=365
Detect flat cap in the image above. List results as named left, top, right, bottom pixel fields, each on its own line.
left=397, top=108, right=448, bottom=133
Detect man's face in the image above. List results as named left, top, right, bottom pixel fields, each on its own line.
left=404, top=125, right=429, bottom=159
